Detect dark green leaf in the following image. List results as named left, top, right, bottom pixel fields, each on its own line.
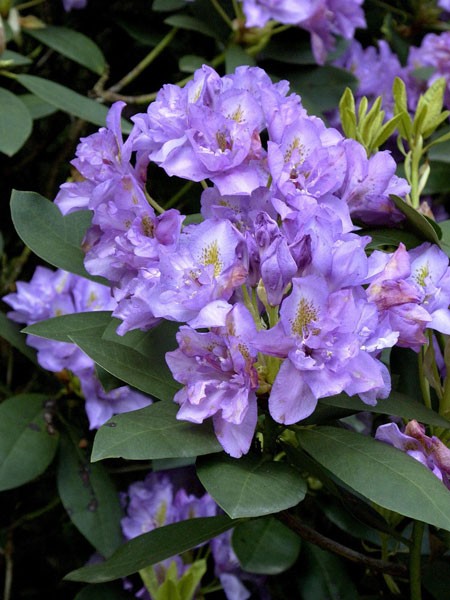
left=0, top=49, right=32, bottom=66
left=197, top=454, right=307, bottom=518
left=19, top=93, right=57, bottom=120
left=225, top=45, right=255, bottom=73
left=91, top=401, right=221, bottom=461
left=390, top=194, right=441, bottom=245
left=164, top=14, right=215, bottom=37
left=263, top=37, right=315, bottom=65
left=438, top=219, right=450, bottom=258
left=69, top=320, right=180, bottom=401
left=0, top=87, right=33, bottom=156
left=65, top=515, right=236, bottom=583
left=298, top=426, right=450, bottom=531
left=0, top=394, right=59, bottom=491
left=422, top=559, right=450, bottom=600
left=285, top=67, right=358, bottom=116
left=364, top=227, right=422, bottom=251
left=10, top=191, right=106, bottom=284
left=424, top=162, right=450, bottom=195
left=74, top=583, right=131, bottom=600
left=153, top=0, right=186, bottom=10
left=232, top=516, right=301, bottom=574
left=26, top=26, right=106, bottom=75
left=179, top=54, right=205, bottom=73
left=298, top=542, right=359, bottom=600
left=95, top=364, right=125, bottom=392
left=23, top=311, right=113, bottom=343
left=0, top=311, right=38, bottom=364
left=16, top=75, right=132, bottom=133
left=319, top=392, right=450, bottom=429
left=57, top=432, right=123, bottom=558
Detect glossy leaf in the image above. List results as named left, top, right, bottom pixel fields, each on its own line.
left=0, top=311, right=38, bottom=364
left=298, top=426, right=450, bottom=531
left=0, top=87, right=33, bottom=156
left=298, top=542, right=359, bottom=600
left=74, top=583, right=131, bottom=600
left=0, top=49, right=32, bottom=66
left=65, top=515, right=236, bottom=583
left=319, top=392, right=450, bottom=429
left=0, top=394, right=59, bottom=491
left=57, top=432, right=123, bottom=558
left=16, top=75, right=132, bottom=133
left=286, top=66, right=358, bottom=116
left=232, top=516, right=301, bottom=574
left=153, top=0, right=186, bottom=10
left=19, top=93, right=56, bottom=120
left=197, top=454, right=307, bottom=518
left=91, top=401, right=221, bottom=461
left=26, top=26, right=106, bottom=74
left=10, top=191, right=106, bottom=284
left=364, top=227, right=421, bottom=251
left=69, top=320, right=180, bottom=401
left=164, top=14, right=215, bottom=37
left=23, top=311, right=114, bottom=343
left=390, top=194, right=441, bottom=245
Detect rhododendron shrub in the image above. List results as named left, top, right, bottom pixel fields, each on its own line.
left=1, top=1, right=450, bottom=598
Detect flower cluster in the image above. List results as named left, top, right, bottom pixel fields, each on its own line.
left=376, top=420, right=450, bottom=489
left=121, top=470, right=265, bottom=599
left=240, top=0, right=366, bottom=64
left=3, top=267, right=151, bottom=428
left=53, top=64, right=450, bottom=458
left=333, top=30, right=450, bottom=118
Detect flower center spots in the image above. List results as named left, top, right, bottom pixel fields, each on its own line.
left=414, top=263, right=429, bottom=287
left=216, top=131, right=232, bottom=152
left=284, top=137, right=304, bottom=164
left=291, top=297, right=318, bottom=337
left=228, top=105, right=244, bottom=123
left=141, top=215, right=155, bottom=237
left=87, top=292, right=98, bottom=308
left=200, top=241, right=223, bottom=277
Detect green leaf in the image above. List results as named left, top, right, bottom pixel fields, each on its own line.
left=91, top=401, right=221, bottom=461
left=74, top=583, right=131, bottom=600
left=319, top=392, right=450, bottom=429
left=0, top=394, right=59, bottom=491
left=424, top=162, right=450, bottom=195
left=179, top=54, right=205, bottom=73
left=263, top=37, right=315, bottom=65
left=298, top=426, right=450, bottom=531
left=26, top=26, right=106, bottom=75
left=232, top=516, right=301, bottom=574
left=65, top=515, right=236, bottom=583
left=153, top=0, right=186, bottom=10
left=95, top=364, right=125, bottom=392
left=364, top=227, right=422, bottom=251
left=285, top=66, right=358, bottom=116
left=10, top=191, right=106, bottom=284
left=23, top=311, right=114, bottom=343
left=164, top=14, right=215, bottom=37
left=57, top=432, right=123, bottom=558
left=0, top=49, right=32, bottom=66
left=298, top=542, right=359, bottom=600
left=19, top=93, right=57, bottom=120
left=197, top=454, right=307, bottom=519
left=390, top=194, right=441, bottom=245
left=0, top=87, right=33, bottom=156
left=69, top=320, right=180, bottom=401
left=0, top=311, right=38, bottom=364
left=16, top=75, right=132, bottom=133
left=225, top=45, right=255, bottom=73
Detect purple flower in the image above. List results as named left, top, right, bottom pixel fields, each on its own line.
left=406, top=31, right=450, bottom=109
left=376, top=420, right=450, bottom=489
left=366, top=243, right=450, bottom=351
left=62, top=0, right=87, bottom=11
left=3, top=266, right=152, bottom=428
left=256, top=274, right=391, bottom=424
left=333, top=40, right=405, bottom=119
left=121, top=470, right=258, bottom=599
left=166, top=303, right=259, bottom=458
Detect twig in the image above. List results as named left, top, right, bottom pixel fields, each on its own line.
left=277, top=511, right=408, bottom=578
